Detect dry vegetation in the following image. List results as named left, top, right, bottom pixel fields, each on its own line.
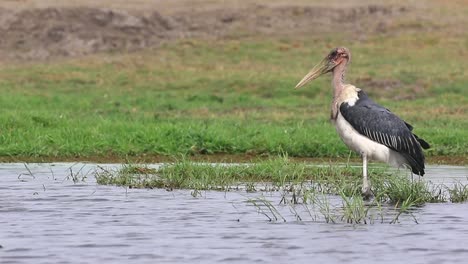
left=0, top=0, right=467, bottom=61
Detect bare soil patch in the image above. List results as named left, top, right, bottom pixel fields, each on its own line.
left=0, top=1, right=448, bottom=61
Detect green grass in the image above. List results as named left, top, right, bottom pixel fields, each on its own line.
left=95, top=157, right=453, bottom=204
left=0, top=31, right=467, bottom=161
left=95, top=156, right=374, bottom=191
left=372, top=175, right=446, bottom=206
left=447, top=182, right=468, bottom=203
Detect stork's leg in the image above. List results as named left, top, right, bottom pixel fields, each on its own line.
left=361, top=152, right=372, bottom=199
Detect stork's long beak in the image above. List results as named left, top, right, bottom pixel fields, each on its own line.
left=295, top=58, right=336, bottom=89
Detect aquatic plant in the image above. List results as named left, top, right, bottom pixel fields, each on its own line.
left=372, top=174, right=446, bottom=205
left=95, top=165, right=166, bottom=189
left=447, top=182, right=468, bottom=203
left=66, top=163, right=90, bottom=183
left=390, top=197, right=420, bottom=224
left=95, top=157, right=371, bottom=191
left=247, top=196, right=286, bottom=222
left=339, top=190, right=371, bottom=224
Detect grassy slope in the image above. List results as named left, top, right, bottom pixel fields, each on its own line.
left=0, top=31, right=466, bottom=162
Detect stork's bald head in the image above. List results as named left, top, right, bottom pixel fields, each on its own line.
left=295, top=47, right=351, bottom=89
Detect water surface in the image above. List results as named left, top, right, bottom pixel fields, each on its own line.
left=1, top=163, right=467, bottom=264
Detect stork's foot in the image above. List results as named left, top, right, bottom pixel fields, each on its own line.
left=361, top=185, right=373, bottom=200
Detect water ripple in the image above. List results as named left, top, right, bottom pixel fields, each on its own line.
left=0, top=163, right=467, bottom=264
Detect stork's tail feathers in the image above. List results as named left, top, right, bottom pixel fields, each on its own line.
left=406, top=122, right=430, bottom=149
left=403, top=133, right=430, bottom=176
left=405, top=154, right=425, bottom=176
left=414, top=134, right=430, bottom=149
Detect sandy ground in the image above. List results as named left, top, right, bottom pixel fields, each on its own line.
left=0, top=0, right=466, bottom=61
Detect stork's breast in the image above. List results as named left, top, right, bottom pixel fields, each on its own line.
left=335, top=112, right=391, bottom=163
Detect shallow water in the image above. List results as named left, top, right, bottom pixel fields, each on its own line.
left=1, top=163, right=467, bottom=264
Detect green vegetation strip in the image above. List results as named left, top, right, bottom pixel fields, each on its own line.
left=0, top=32, right=467, bottom=161
left=95, top=158, right=466, bottom=205
left=97, top=157, right=369, bottom=191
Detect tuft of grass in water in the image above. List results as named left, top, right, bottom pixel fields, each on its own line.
left=96, top=165, right=166, bottom=189
left=66, top=163, right=90, bottom=184
left=247, top=196, right=287, bottom=222
left=252, top=187, right=419, bottom=225
left=447, top=182, right=468, bottom=203
left=339, top=189, right=371, bottom=224
left=390, top=196, right=420, bottom=224
left=372, top=174, right=446, bottom=206
left=118, top=163, right=158, bottom=175
left=297, top=189, right=337, bottom=224
left=95, top=156, right=381, bottom=192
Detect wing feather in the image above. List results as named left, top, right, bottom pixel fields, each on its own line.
left=339, top=90, right=429, bottom=176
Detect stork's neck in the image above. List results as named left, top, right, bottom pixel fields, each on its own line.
left=332, top=61, right=347, bottom=98
left=331, top=61, right=348, bottom=120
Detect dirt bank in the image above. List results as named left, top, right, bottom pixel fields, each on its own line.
left=0, top=2, right=442, bottom=61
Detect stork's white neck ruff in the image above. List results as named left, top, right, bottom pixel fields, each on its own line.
left=331, top=84, right=360, bottom=120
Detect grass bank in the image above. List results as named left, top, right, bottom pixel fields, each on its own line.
left=0, top=32, right=466, bottom=163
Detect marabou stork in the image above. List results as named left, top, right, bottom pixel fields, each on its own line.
left=295, top=47, right=430, bottom=197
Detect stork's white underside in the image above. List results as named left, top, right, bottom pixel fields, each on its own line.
left=334, top=112, right=408, bottom=169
